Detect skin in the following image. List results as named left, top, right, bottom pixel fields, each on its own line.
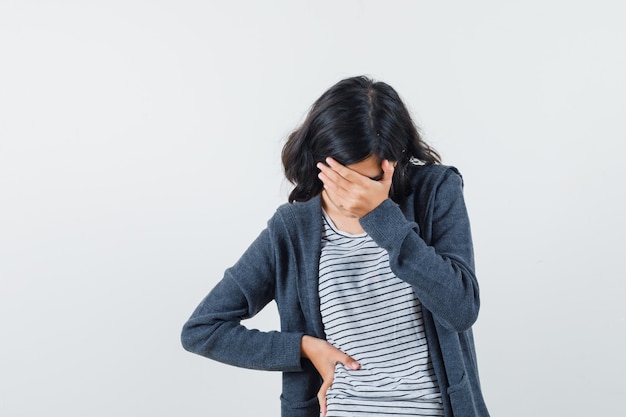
left=317, top=155, right=395, bottom=233
left=301, top=154, right=396, bottom=417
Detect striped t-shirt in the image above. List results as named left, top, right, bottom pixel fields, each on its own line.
left=319, top=211, right=443, bottom=417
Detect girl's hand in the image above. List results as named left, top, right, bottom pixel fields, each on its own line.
left=300, top=335, right=360, bottom=417
left=317, top=157, right=395, bottom=218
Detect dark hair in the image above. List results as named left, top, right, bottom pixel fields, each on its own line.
left=282, top=75, right=441, bottom=203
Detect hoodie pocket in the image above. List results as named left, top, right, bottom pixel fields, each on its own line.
left=446, top=372, right=468, bottom=395
left=280, top=394, right=319, bottom=410
left=446, top=372, right=478, bottom=417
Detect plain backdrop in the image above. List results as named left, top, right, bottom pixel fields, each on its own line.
left=1, top=1, right=625, bottom=416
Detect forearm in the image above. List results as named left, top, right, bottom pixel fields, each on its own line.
left=360, top=197, right=479, bottom=332
left=181, top=275, right=305, bottom=371
left=182, top=314, right=304, bottom=372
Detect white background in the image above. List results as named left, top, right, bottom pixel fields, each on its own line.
left=1, top=1, right=625, bottom=416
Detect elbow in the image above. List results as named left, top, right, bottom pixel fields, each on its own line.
left=181, top=316, right=228, bottom=358
left=180, top=322, right=198, bottom=353
left=448, top=268, right=481, bottom=332
left=444, top=292, right=480, bottom=332
left=451, top=303, right=480, bottom=332
left=437, top=308, right=478, bottom=333
left=181, top=320, right=213, bottom=355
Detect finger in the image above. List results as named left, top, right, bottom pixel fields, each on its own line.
left=317, top=170, right=342, bottom=200
left=325, top=157, right=366, bottom=184
left=317, top=163, right=351, bottom=199
left=318, top=380, right=331, bottom=417
left=317, top=162, right=345, bottom=190
left=319, top=396, right=327, bottom=417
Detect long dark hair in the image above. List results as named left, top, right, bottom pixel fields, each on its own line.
left=282, top=76, right=440, bottom=203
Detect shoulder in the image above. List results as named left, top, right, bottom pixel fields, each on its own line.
left=409, top=164, right=461, bottom=183
left=274, top=195, right=321, bottom=219
left=406, top=163, right=464, bottom=201
left=270, top=195, right=322, bottom=235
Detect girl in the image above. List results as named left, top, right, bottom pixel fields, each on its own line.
left=182, top=76, right=490, bottom=417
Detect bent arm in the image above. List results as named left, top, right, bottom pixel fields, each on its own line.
left=359, top=170, right=479, bottom=332
left=181, top=226, right=304, bottom=372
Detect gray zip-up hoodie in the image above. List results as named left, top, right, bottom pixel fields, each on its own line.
left=182, top=164, right=490, bottom=417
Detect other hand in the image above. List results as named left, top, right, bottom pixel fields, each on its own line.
left=300, top=335, right=360, bottom=417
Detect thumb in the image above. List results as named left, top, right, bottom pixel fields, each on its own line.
left=380, top=159, right=395, bottom=185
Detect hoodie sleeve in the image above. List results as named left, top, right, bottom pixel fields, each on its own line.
left=181, top=215, right=304, bottom=372
left=359, top=168, right=479, bottom=332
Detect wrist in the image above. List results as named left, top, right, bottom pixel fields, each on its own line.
left=300, top=335, right=313, bottom=358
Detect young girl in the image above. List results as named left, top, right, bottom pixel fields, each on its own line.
left=182, top=76, right=490, bottom=417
